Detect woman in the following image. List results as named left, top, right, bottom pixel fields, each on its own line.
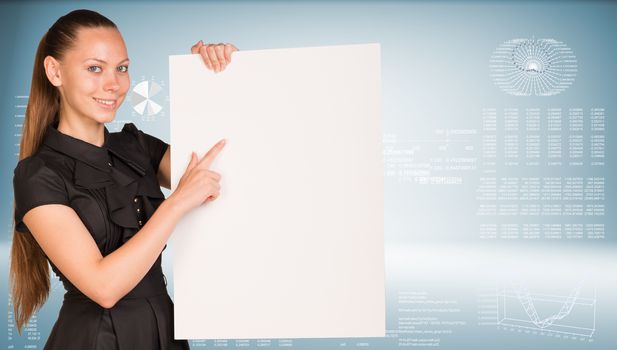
left=10, top=9, right=237, bottom=349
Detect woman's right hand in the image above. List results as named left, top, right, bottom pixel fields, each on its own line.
left=168, top=139, right=226, bottom=216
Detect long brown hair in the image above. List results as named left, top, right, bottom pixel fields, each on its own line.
left=10, top=9, right=118, bottom=335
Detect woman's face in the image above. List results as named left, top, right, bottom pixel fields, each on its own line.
left=49, top=27, right=130, bottom=124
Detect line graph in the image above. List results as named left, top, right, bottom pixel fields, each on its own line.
left=497, top=281, right=595, bottom=337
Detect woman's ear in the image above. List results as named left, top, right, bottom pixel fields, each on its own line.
left=43, top=56, right=62, bottom=87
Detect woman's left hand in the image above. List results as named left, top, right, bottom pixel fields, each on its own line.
left=191, top=41, right=239, bottom=73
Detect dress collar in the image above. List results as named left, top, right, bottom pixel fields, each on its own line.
left=42, top=121, right=147, bottom=177
left=43, top=121, right=112, bottom=172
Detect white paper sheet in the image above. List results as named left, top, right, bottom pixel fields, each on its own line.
left=169, top=43, right=384, bottom=340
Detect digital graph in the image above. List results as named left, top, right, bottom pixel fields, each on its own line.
left=131, top=80, right=163, bottom=117
left=497, top=281, right=596, bottom=338
left=489, top=38, right=578, bottom=96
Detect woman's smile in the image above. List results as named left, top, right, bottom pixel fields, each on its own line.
left=93, top=97, right=117, bottom=109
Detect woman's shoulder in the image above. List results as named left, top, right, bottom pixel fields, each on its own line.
left=14, top=153, right=53, bottom=176
left=112, top=122, right=164, bottom=144
left=14, top=148, right=71, bottom=181
left=111, top=122, right=169, bottom=171
left=110, top=122, right=155, bottom=148
left=13, top=153, right=56, bottom=179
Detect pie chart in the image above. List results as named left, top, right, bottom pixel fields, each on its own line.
left=131, top=80, right=163, bottom=116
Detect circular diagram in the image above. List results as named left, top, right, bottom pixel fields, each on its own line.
left=131, top=80, right=163, bottom=116
left=489, top=38, right=577, bottom=96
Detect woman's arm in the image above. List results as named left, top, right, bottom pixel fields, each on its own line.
left=24, top=199, right=182, bottom=309
left=23, top=139, right=225, bottom=309
left=157, top=146, right=171, bottom=190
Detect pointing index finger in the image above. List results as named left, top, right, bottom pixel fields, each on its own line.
left=199, top=139, right=226, bottom=169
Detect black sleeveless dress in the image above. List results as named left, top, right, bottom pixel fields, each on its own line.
left=13, top=121, right=190, bottom=350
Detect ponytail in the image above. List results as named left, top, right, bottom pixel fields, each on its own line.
left=10, top=9, right=118, bottom=334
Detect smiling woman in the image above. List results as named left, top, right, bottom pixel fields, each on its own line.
left=10, top=8, right=235, bottom=350
left=44, top=26, right=130, bottom=136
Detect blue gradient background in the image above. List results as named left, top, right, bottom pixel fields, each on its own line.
left=1, top=1, right=615, bottom=349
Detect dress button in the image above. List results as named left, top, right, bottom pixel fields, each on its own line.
left=134, top=197, right=138, bottom=203
left=138, top=220, right=143, bottom=226
left=107, top=161, right=112, bottom=167
left=137, top=208, right=141, bottom=213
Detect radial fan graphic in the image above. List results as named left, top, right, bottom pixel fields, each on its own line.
left=131, top=80, right=163, bottom=116
left=489, top=38, right=577, bottom=96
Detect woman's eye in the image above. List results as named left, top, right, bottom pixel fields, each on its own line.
left=87, top=66, right=102, bottom=73
left=117, top=65, right=129, bottom=73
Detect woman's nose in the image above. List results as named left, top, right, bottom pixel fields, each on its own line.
left=102, top=72, right=120, bottom=93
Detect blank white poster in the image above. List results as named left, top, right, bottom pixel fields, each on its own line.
left=169, top=43, right=384, bottom=340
